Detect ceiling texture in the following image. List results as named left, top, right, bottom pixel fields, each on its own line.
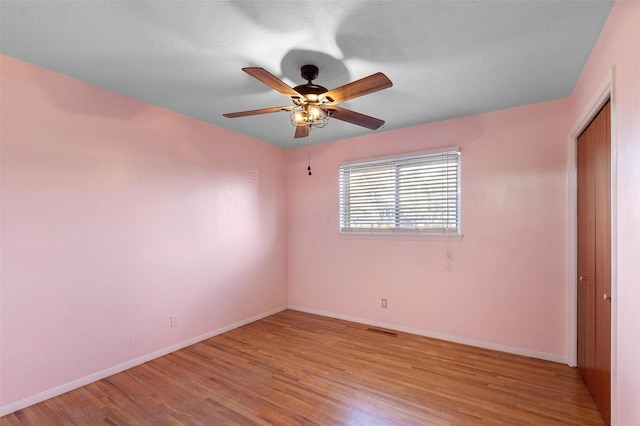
left=1, top=1, right=615, bottom=149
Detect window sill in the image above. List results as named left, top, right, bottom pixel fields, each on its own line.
left=338, top=231, right=463, bottom=241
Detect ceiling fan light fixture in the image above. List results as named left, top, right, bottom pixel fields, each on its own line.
left=290, top=104, right=329, bottom=128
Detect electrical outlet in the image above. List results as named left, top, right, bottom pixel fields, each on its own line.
left=170, top=314, right=179, bottom=328
left=381, top=298, right=388, bottom=308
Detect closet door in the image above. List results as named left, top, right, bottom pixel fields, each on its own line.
left=577, top=100, right=611, bottom=424
left=577, top=116, right=596, bottom=387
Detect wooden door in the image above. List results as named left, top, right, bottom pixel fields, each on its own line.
left=577, top=100, right=611, bottom=424
left=577, top=117, right=596, bottom=385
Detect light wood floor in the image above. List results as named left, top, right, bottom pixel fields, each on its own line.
left=2, top=310, right=604, bottom=425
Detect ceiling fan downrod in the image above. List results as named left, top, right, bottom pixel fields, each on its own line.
left=300, top=64, right=319, bottom=83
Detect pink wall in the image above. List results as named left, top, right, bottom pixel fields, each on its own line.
left=2, top=1, right=638, bottom=420
left=0, top=56, right=288, bottom=410
left=569, top=1, right=640, bottom=424
left=287, top=98, right=571, bottom=360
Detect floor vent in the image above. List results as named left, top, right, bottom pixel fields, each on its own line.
left=366, top=328, right=398, bottom=337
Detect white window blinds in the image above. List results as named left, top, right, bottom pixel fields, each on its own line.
left=339, top=149, right=461, bottom=236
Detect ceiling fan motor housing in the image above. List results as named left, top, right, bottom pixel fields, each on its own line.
left=294, top=65, right=329, bottom=101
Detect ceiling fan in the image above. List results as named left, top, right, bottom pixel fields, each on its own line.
left=223, top=65, right=393, bottom=139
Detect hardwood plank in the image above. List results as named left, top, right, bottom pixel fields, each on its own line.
left=2, top=310, right=604, bottom=425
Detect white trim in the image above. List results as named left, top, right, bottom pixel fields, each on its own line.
left=567, top=133, right=578, bottom=367
left=288, top=305, right=567, bottom=364
left=610, top=68, right=618, bottom=426
left=0, top=306, right=288, bottom=417
left=566, top=66, right=617, bottom=423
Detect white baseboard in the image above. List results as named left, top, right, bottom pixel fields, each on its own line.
left=0, top=305, right=287, bottom=417
left=2, top=304, right=567, bottom=416
left=288, top=305, right=568, bottom=365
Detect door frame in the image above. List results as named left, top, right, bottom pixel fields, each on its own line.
left=567, top=66, right=617, bottom=423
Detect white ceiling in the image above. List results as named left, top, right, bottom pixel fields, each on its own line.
left=1, top=1, right=614, bottom=149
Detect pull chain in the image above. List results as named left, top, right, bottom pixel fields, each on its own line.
left=307, top=130, right=312, bottom=176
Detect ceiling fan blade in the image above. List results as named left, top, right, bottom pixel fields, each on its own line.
left=328, top=106, right=385, bottom=130
left=223, top=106, right=292, bottom=118
left=242, top=67, right=300, bottom=98
left=294, top=125, right=310, bottom=139
left=323, top=72, right=392, bottom=104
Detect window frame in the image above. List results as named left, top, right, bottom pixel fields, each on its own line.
left=338, top=147, right=462, bottom=240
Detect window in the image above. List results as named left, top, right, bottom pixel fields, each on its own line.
left=339, top=148, right=461, bottom=238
